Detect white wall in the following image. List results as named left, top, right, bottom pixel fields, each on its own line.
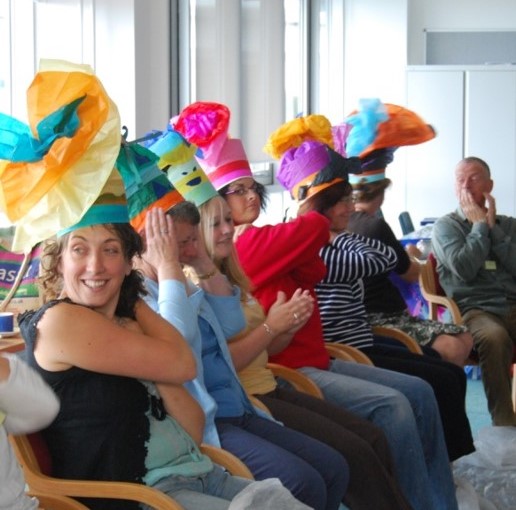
left=407, top=0, right=516, bottom=65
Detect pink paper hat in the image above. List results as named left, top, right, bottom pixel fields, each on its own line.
left=201, top=138, right=253, bottom=191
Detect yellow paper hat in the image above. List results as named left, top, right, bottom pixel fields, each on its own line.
left=263, top=114, right=334, bottom=160
left=0, top=59, right=121, bottom=253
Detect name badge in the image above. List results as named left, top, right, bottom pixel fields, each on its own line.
left=485, top=260, right=497, bottom=270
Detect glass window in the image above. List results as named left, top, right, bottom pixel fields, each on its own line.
left=284, top=0, right=306, bottom=120
left=0, top=0, right=11, bottom=115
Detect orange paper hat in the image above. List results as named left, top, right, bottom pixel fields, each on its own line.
left=0, top=59, right=121, bottom=253
left=344, top=99, right=436, bottom=159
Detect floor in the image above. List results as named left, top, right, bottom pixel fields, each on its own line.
left=455, top=371, right=516, bottom=510
left=464, top=372, right=491, bottom=437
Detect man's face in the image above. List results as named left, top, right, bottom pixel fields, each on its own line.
left=455, top=161, right=493, bottom=207
left=173, top=221, right=199, bottom=264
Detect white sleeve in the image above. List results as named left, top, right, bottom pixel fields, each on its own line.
left=0, top=354, right=60, bottom=435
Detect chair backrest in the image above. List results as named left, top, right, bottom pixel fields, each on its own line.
left=419, top=253, right=463, bottom=324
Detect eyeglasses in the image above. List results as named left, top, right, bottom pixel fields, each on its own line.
left=225, top=183, right=260, bottom=197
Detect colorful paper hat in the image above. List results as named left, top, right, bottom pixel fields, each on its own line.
left=263, top=114, right=334, bottom=160
left=200, top=138, right=252, bottom=191
left=146, top=129, right=218, bottom=207
left=58, top=169, right=129, bottom=236
left=116, top=133, right=184, bottom=232
left=277, top=140, right=360, bottom=202
left=172, top=102, right=230, bottom=164
left=0, top=59, right=121, bottom=253
left=348, top=148, right=396, bottom=186
left=344, top=99, right=436, bottom=159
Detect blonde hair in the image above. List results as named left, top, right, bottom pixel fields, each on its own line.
left=199, top=196, right=251, bottom=298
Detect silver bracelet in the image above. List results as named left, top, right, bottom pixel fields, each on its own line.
left=262, top=322, right=274, bottom=336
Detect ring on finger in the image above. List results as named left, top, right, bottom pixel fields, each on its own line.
left=293, top=312, right=299, bottom=321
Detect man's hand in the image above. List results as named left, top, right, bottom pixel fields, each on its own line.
left=460, top=189, right=488, bottom=225
left=484, top=192, right=497, bottom=228
left=142, top=208, right=182, bottom=281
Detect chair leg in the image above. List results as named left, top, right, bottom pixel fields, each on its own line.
left=512, top=363, right=516, bottom=413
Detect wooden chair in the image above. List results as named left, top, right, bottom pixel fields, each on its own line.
left=266, top=362, right=324, bottom=399
left=325, top=342, right=375, bottom=366
left=418, top=253, right=463, bottom=324
left=419, top=252, right=516, bottom=411
left=372, top=325, right=424, bottom=354
left=10, top=432, right=253, bottom=510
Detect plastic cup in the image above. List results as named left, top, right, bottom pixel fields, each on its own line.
left=0, top=312, right=14, bottom=333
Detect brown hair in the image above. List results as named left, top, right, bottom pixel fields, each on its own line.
left=299, top=180, right=352, bottom=216
left=39, top=223, right=146, bottom=318
left=352, top=178, right=391, bottom=203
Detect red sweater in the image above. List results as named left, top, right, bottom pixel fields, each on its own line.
left=235, top=212, right=331, bottom=369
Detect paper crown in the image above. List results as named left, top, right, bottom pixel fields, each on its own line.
left=58, top=169, right=129, bottom=236
left=344, top=99, right=436, bottom=159
left=263, top=114, right=334, bottom=160
left=277, top=140, right=360, bottom=202
left=116, top=135, right=183, bottom=232
left=146, top=129, right=218, bottom=207
left=0, top=59, right=121, bottom=253
left=200, top=138, right=253, bottom=191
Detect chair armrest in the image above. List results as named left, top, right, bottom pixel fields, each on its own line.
left=372, top=326, right=423, bottom=354
left=9, top=434, right=184, bottom=510
left=266, top=362, right=323, bottom=399
left=200, top=444, right=254, bottom=480
left=324, top=343, right=374, bottom=366
left=36, top=494, right=89, bottom=510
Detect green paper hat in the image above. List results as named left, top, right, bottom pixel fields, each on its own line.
left=116, top=131, right=184, bottom=232
left=147, top=129, right=218, bottom=207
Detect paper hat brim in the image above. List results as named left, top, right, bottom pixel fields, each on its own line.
left=57, top=168, right=129, bottom=236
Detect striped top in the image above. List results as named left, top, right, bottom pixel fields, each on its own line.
left=316, top=231, right=397, bottom=349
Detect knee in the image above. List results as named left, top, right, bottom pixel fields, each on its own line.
left=281, top=463, right=328, bottom=510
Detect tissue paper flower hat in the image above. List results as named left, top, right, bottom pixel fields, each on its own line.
left=172, top=101, right=253, bottom=191
left=145, top=128, right=218, bottom=207
left=343, top=98, right=436, bottom=188
left=265, top=114, right=360, bottom=202
left=0, top=59, right=121, bottom=253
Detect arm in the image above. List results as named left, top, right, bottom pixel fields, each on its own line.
left=228, top=289, right=314, bottom=370
left=488, top=214, right=516, bottom=276
left=0, top=354, right=59, bottom=434
left=236, top=212, right=330, bottom=288
left=432, top=212, right=491, bottom=282
left=156, top=383, right=205, bottom=444
left=34, top=299, right=196, bottom=384
left=321, top=232, right=398, bottom=284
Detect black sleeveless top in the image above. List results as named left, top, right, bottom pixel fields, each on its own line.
left=20, top=299, right=151, bottom=510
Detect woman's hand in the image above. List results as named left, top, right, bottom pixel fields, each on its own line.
left=267, top=288, right=314, bottom=336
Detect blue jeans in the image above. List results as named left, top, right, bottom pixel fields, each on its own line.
left=149, top=464, right=252, bottom=510
left=300, top=360, right=458, bottom=510
left=216, top=413, right=349, bottom=510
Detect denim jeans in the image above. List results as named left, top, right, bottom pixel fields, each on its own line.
left=216, top=413, right=349, bottom=510
left=148, top=464, right=252, bottom=510
left=300, top=360, right=458, bottom=510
